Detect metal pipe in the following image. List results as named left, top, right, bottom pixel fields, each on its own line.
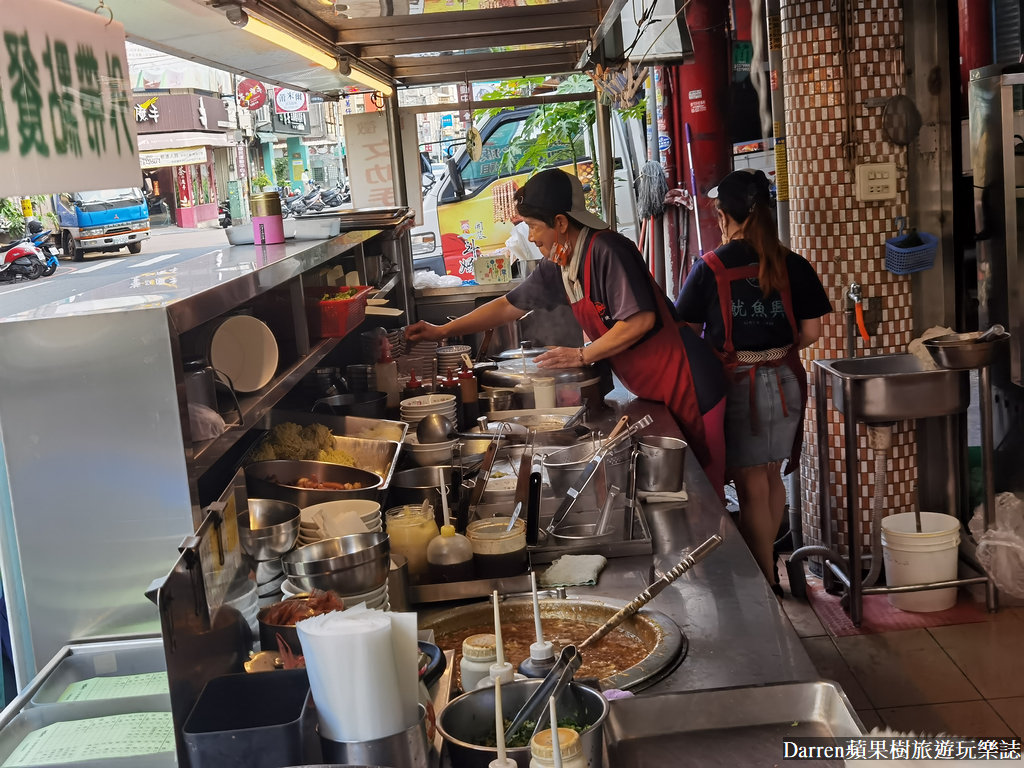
left=385, top=91, right=408, bottom=208
left=595, top=97, right=616, bottom=230
left=842, top=376, right=863, bottom=626
left=979, top=363, right=999, bottom=612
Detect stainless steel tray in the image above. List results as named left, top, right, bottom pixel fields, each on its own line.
left=605, top=681, right=865, bottom=767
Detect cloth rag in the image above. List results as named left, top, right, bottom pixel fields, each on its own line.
left=539, top=554, right=607, bottom=588
left=637, top=487, right=688, bottom=504
left=907, top=326, right=954, bottom=370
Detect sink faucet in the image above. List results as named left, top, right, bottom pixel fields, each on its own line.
left=846, top=282, right=871, bottom=354
left=848, top=282, right=863, bottom=305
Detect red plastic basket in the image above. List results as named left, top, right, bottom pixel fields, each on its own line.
left=308, top=286, right=372, bottom=338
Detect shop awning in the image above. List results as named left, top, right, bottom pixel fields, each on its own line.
left=139, top=146, right=209, bottom=169
left=137, top=131, right=235, bottom=151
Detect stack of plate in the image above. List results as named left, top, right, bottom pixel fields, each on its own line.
left=209, top=315, right=279, bottom=393
left=255, top=560, right=287, bottom=605
left=281, top=578, right=389, bottom=611
left=400, top=393, right=457, bottom=430
left=436, top=344, right=472, bottom=375
left=298, top=500, right=382, bottom=545
left=386, top=330, right=406, bottom=358
left=398, top=340, right=438, bottom=379
left=224, top=579, right=259, bottom=636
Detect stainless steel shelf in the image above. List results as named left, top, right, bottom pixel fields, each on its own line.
left=189, top=335, right=343, bottom=477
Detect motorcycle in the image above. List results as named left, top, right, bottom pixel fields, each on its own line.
left=0, top=239, right=44, bottom=282
left=27, top=221, right=59, bottom=277
left=218, top=200, right=232, bottom=228
left=287, top=185, right=323, bottom=216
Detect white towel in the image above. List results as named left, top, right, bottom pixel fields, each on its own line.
left=540, top=554, right=607, bottom=588
left=638, top=487, right=688, bottom=504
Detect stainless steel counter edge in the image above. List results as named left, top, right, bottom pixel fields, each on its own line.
left=415, top=280, right=523, bottom=299
left=539, top=393, right=818, bottom=695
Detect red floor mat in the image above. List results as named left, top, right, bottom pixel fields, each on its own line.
left=805, top=580, right=991, bottom=637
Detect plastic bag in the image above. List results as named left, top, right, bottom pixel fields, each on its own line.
left=412, top=270, right=462, bottom=289
left=969, top=491, right=1024, bottom=597
left=189, top=403, right=226, bottom=441
left=504, top=221, right=543, bottom=263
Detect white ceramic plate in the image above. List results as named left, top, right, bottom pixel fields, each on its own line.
left=210, top=315, right=279, bottom=393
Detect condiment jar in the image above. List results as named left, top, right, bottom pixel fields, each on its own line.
left=529, top=728, right=587, bottom=768
left=518, top=638, right=556, bottom=679
left=459, top=633, right=497, bottom=693
left=385, top=504, right=440, bottom=581
left=375, top=350, right=400, bottom=409
left=426, top=524, right=475, bottom=583
left=466, top=518, right=527, bottom=578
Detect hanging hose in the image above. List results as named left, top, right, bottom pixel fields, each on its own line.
left=862, top=423, right=893, bottom=588
left=787, top=423, right=893, bottom=598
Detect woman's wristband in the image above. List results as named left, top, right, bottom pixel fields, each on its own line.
left=577, top=346, right=586, bottom=365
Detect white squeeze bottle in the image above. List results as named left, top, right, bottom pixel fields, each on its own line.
left=375, top=346, right=400, bottom=409
left=426, top=467, right=475, bottom=582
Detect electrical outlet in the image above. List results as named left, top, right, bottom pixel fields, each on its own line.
left=854, top=162, right=898, bottom=201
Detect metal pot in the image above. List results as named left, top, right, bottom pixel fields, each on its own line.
left=245, top=460, right=384, bottom=506
left=313, top=392, right=388, bottom=419
left=635, top=436, right=688, bottom=493
left=437, top=680, right=608, bottom=768
left=387, top=466, right=458, bottom=513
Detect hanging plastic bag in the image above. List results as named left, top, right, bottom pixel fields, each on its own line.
left=969, top=492, right=1024, bottom=597
left=505, top=221, right=543, bottom=264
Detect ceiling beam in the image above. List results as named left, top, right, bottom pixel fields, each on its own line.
left=359, top=27, right=591, bottom=57
left=335, top=0, right=599, bottom=31
left=337, top=12, right=598, bottom=46
left=394, top=56, right=584, bottom=85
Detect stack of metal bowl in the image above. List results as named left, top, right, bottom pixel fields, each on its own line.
left=237, top=499, right=301, bottom=561
left=281, top=532, right=390, bottom=596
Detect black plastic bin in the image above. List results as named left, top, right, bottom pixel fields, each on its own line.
left=183, top=669, right=315, bottom=768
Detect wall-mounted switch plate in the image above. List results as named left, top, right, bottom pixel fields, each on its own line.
left=854, top=162, right=898, bottom=201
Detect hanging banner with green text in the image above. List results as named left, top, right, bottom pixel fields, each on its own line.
left=0, top=0, right=140, bottom=198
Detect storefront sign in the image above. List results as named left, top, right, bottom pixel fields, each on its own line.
left=345, top=112, right=394, bottom=209
left=0, top=0, right=141, bottom=197
left=236, top=78, right=267, bottom=111
left=138, top=145, right=207, bottom=169
left=132, top=93, right=228, bottom=135
left=135, top=96, right=160, bottom=124
left=274, top=88, right=308, bottom=114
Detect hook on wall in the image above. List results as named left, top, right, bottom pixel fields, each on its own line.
left=94, top=0, right=115, bottom=26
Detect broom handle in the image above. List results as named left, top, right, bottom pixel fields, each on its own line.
left=685, top=122, right=703, bottom=256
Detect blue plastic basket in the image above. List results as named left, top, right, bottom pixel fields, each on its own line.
left=885, top=231, right=937, bottom=275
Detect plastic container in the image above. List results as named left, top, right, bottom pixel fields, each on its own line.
left=880, top=511, right=961, bottom=612
left=250, top=192, right=285, bottom=245
left=376, top=353, right=400, bottom=409
left=518, top=641, right=556, bottom=679
left=427, top=525, right=475, bottom=583
left=533, top=377, right=556, bottom=410
left=385, top=504, right=441, bottom=580
left=530, top=728, right=587, bottom=768
left=460, top=634, right=497, bottom=693
left=183, top=670, right=312, bottom=768
left=308, top=286, right=373, bottom=339
left=466, top=517, right=527, bottom=578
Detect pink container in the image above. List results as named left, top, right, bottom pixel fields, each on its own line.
left=251, top=193, right=284, bottom=245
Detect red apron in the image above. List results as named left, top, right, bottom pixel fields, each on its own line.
left=702, top=249, right=807, bottom=475
left=570, top=232, right=711, bottom=468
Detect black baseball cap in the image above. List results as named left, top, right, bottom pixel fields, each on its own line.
left=514, top=168, right=609, bottom=230
left=708, top=169, right=772, bottom=222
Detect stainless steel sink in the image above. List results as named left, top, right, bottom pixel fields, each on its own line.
left=815, top=354, right=970, bottom=423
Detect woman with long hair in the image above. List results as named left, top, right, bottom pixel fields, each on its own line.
left=675, top=169, right=831, bottom=595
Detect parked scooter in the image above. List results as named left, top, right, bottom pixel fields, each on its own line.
left=218, top=200, right=232, bottom=228
left=0, top=239, right=44, bottom=282
left=27, top=221, right=59, bottom=277
left=288, top=185, right=323, bottom=216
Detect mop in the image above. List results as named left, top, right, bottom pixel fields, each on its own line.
left=637, top=161, right=667, bottom=277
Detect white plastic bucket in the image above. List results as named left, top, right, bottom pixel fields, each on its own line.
left=880, top=512, right=961, bottom=612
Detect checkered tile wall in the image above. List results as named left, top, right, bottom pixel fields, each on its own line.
left=781, top=1, right=916, bottom=553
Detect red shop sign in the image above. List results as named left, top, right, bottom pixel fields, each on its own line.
left=237, top=79, right=268, bottom=111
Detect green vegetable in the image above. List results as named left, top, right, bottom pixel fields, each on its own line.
left=475, top=718, right=585, bottom=749
left=322, top=288, right=360, bottom=301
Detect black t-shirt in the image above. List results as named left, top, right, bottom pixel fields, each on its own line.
left=674, top=241, right=832, bottom=352
left=507, top=230, right=725, bottom=413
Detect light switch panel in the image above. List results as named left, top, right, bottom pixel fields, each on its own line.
left=854, top=162, right=898, bottom=201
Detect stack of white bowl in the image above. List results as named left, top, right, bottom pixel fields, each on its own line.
left=400, top=393, right=457, bottom=431
left=403, top=433, right=458, bottom=466
left=436, top=344, right=471, bottom=376
left=298, top=500, right=382, bottom=546
left=281, top=576, right=389, bottom=610
left=224, top=579, right=259, bottom=637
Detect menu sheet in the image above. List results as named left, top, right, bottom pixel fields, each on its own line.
left=57, top=672, right=169, bottom=702
left=2, top=712, right=175, bottom=767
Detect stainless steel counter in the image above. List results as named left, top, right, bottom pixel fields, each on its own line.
left=561, top=392, right=818, bottom=693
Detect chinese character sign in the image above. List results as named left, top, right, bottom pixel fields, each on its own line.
left=0, top=0, right=141, bottom=198
left=344, top=112, right=395, bottom=209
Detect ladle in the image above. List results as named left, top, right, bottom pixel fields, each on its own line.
left=417, top=412, right=514, bottom=445
left=977, top=324, right=1006, bottom=343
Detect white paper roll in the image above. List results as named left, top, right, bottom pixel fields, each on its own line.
left=297, top=611, right=403, bottom=741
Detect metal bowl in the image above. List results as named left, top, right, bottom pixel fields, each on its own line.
left=437, top=680, right=608, bottom=768
left=238, top=500, right=301, bottom=561
left=388, top=466, right=458, bottom=511
left=312, top=391, right=388, bottom=419
left=281, top=533, right=390, bottom=595
left=551, top=523, right=617, bottom=545
left=245, top=460, right=383, bottom=507
left=923, top=331, right=1010, bottom=370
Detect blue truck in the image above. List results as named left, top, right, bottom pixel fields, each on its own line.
left=53, top=188, right=151, bottom=262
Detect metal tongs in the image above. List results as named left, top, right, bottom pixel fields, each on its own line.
left=505, top=644, right=582, bottom=739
